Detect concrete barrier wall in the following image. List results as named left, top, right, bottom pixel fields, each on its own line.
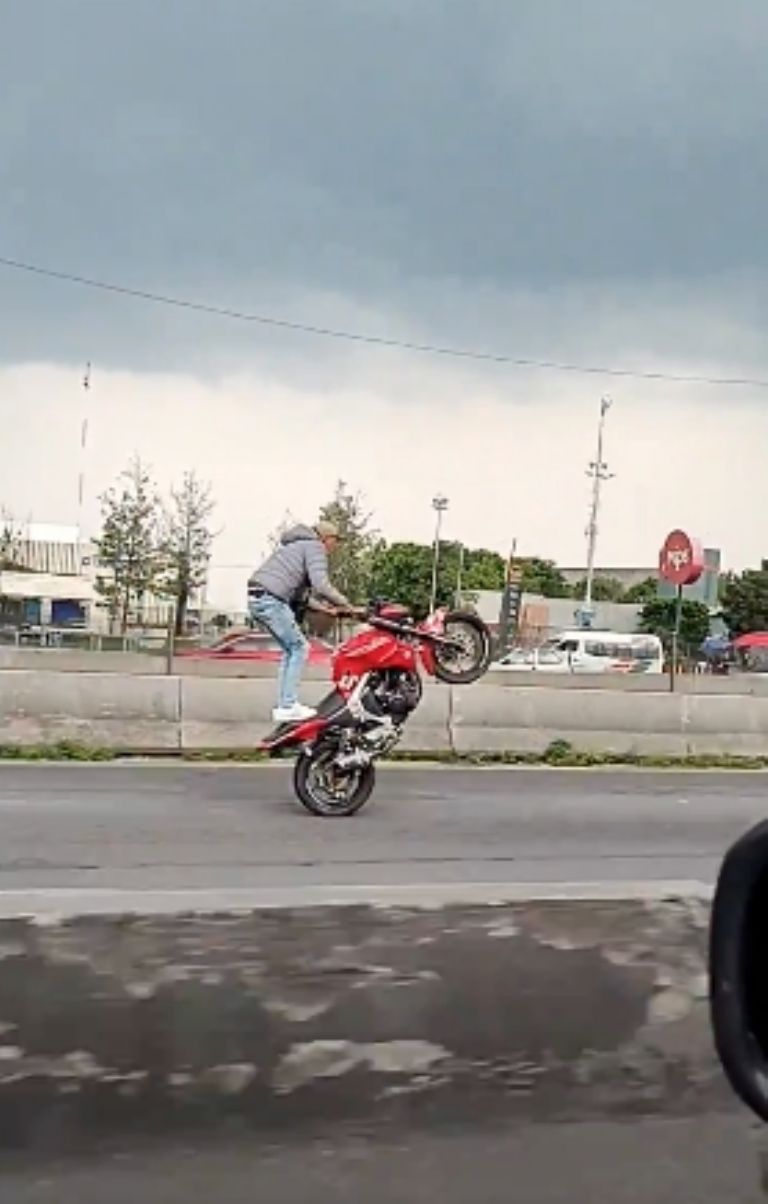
left=3, top=669, right=768, bottom=755
left=178, top=678, right=452, bottom=752
left=3, top=647, right=768, bottom=693
left=451, top=684, right=688, bottom=756
left=0, top=671, right=181, bottom=750
left=451, top=685, right=768, bottom=756
left=0, top=648, right=328, bottom=679
left=0, top=889, right=728, bottom=1150
left=180, top=676, right=313, bottom=749
left=684, top=693, right=768, bottom=755
left=0, top=649, right=169, bottom=674
left=487, top=670, right=768, bottom=694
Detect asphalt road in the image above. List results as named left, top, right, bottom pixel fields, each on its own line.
left=1, top=1118, right=763, bottom=1203
left=0, top=763, right=764, bottom=893
left=0, top=767, right=764, bottom=1201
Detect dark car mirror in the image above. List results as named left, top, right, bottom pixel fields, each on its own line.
left=710, top=819, right=768, bottom=1122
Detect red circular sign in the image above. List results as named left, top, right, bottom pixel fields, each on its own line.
left=659, top=530, right=704, bottom=587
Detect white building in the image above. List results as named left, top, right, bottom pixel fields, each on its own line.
left=468, top=590, right=642, bottom=642
left=0, top=524, right=97, bottom=628
left=1, top=522, right=214, bottom=634
left=0, top=523, right=171, bottom=631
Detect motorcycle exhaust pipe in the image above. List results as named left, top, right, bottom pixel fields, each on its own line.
left=335, top=749, right=373, bottom=771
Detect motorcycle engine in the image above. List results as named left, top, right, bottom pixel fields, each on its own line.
left=364, top=670, right=422, bottom=723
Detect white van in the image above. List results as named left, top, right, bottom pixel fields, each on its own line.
left=543, top=630, right=664, bottom=675
left=492, top=646, right=572, bottom=673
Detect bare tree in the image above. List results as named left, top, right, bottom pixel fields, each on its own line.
left=0, top=509, right=23, bottom=571
left=266, top=507, right=299, bottom=551
left=318, top=479, right=377, bottom=604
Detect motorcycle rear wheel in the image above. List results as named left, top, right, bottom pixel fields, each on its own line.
left=293, top=745, right=376, bottom=817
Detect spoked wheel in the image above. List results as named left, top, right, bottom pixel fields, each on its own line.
left=293, top=745, right=376, bottom=817
left=432, top=612, right=492, bottom=685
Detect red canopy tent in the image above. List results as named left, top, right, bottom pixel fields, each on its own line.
left=732, top=632, right=768, bottom=649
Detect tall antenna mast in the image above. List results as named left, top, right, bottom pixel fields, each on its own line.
left=581, top=396, right=614, bottom=626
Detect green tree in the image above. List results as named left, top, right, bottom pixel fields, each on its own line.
left=0, top=510, right=24, bottom=571
left=639, top=597, right=710, bottom=655
left=721, top=565, right=768, bottom=636
left=623, top=576, right=659, bottom=604
left=95, top=457, right=163, bottom=633
left=318, top=480, right=378, bottom=604
left=370, top=541, right=436, bottom=616
left=369, top=541, right=505, bottom=616
left=461, top=547, right=506, bottom=593
left=519, top=557, right=571, bottom=598
left=158, top=471, right=216, bottom=635
left=571, top=575, right=626, bottom=603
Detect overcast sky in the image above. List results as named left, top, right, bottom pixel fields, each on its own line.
left=2, top=1, right=767, bottom=606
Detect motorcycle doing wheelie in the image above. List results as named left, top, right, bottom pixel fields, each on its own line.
left=259, top=602, right=492, bottom=816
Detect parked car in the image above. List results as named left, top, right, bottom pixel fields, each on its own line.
left=544, top=630, right=664, bottom=674
left=492, top=631, right=664, bottom=675
left=491, top=647, right=571, bottom=673
left=177, top=630, right=333, bottom=664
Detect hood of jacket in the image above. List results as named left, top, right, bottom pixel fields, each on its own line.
left=280, top=524, right=318, bottom=546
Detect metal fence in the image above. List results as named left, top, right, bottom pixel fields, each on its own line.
left=0, top=626, right=177, bottom=653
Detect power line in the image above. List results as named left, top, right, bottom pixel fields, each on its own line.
left=1, top=253, right=767, bottom=389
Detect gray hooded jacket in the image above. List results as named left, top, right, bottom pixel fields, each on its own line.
left=249, top=525, right=351, bottom=609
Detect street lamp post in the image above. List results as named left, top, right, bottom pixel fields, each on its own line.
left=429, top=494, right=449, bottom=613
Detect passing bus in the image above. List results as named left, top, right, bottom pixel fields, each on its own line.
left=543, top=629, right=664, bottom=675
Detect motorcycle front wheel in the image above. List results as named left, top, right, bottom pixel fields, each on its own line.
left=432, top=612, right=492, bottom=685
left=293, top=745, right=376, bottom=817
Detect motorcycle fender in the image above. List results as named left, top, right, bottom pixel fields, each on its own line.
left=419, top=642, right=437, bottom=676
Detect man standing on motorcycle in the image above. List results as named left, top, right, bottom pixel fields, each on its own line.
left=248, top=520, right=360, bottom=723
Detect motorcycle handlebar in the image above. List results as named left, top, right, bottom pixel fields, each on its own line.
left=329, top=605, right=409, bottom=632
left=334, top=608, right=454, bottom=646
left=334, top=604, right=433, bottom=633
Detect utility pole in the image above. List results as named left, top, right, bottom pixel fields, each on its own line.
left=198, top=571, right=208, bottom=643
left=429, top=494, right=449, bottom=613
left=581, top=397, right=614, bottom=628
left=77, top=361, right=91, bottom=576
left=454, top=542, right=466, bottom=608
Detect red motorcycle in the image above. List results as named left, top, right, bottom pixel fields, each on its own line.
left=259, top=603, right=491, bottom=816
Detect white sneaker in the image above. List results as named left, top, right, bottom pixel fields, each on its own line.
left=272, top=703, right=317, bottom=724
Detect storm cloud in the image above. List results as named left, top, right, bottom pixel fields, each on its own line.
left=3, top=0, right=768, bottom=375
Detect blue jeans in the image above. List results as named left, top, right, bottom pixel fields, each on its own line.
left=248, top=593, right=308, bottom=709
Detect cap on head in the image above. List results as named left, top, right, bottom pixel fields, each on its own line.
left=315, top=519, right=341, bottom=541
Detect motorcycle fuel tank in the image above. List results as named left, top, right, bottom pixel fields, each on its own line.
left=332, top=629, right=417, bottom=684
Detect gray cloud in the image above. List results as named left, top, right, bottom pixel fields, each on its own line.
left=2, top=0, right=768, bottom=373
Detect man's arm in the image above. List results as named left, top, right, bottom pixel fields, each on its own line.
left=305, top=542, right=352, bottom=609
left=305, top=595, right=336, bottom=615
